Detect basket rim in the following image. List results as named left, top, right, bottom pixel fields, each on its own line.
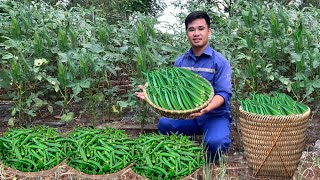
left=143, top=76, right=214, bottom=116
left=239, top=106, right=311, bottom=118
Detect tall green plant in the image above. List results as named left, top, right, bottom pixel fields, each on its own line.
left=133, top=14, right=158, bottom=132
left=0, top=1, right=121, bottom=125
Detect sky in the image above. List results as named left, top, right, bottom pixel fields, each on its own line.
left=155, top=0, right=187, bottom=33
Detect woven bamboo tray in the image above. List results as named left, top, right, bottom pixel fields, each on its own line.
left=64, top=162, right=134, bottom=180
left=239, top=106, right=311, bottom=178
left=143, top=79, right=214, bottom=119
left=0, top=159, right=66, bottom=178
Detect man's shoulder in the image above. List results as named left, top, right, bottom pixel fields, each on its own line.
left=174, top=51, right=189, bottom=66
left=212, top=49, right=230, bottom=65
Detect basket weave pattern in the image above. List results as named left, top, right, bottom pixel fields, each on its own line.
left=143, top=79, right=214, bottom=119
left=239, top=107, right=310, bottom=178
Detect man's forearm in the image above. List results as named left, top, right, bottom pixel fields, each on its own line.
left=205, top=94, right=225, bottom=111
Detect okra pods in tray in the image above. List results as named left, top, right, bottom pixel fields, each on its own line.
left=0, top=126, right=206, bottom=179
left=143, top=67, right=214, bottom=118
left=0, top=126, right=70, bottom=172
left=132, top=133, right=205, bottom=180
left=66, top=127, right=136, bottom=175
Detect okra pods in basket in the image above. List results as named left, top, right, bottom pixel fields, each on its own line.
left=143, top=67, right=214, bottom=119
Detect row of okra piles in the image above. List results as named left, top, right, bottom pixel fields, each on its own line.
left=0, top=126, right=205, bottom=180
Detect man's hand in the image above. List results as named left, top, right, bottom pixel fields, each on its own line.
left=188, top=95, right=225, bottom=119
left=134, top=85, right=145, bottom=100
left=188, top=107, right=209, bottom=119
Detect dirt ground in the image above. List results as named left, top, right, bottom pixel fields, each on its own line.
left=0, top=102, right=319, bottom=180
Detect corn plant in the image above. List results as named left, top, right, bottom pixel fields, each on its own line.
left=129, top=14, right=159, bottom=132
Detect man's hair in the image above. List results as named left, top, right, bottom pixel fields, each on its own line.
left=184, top=11, right=210, bottom=30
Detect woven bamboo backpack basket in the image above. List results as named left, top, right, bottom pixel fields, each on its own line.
left=239, top=106, right=311, bottom=178
left=143, top=77, right=214, bottom=119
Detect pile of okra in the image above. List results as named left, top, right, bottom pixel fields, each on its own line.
left=145, top=67, right=213, bottom=110
left=0, top=126, right=70, bottom=172
left=0, top=126, right=204, bottom=179
left=132, top=133, right=205, bottom=180
left=240, top=93, right=309, bottom=115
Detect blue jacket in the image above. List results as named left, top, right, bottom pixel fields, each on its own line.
left=174, top=45, right=232, bottom=118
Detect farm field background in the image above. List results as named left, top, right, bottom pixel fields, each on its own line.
left=0, top=0, right=319, bottom=179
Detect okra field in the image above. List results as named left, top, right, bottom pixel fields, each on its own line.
left=0, top=0, right=319, bottom=179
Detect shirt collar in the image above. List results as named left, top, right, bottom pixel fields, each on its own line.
left=187, top=44, right=214, bottom=60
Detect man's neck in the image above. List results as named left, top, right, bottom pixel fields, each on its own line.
left=192, top=45, right=208, bottom=56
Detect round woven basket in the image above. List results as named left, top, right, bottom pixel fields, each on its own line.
left=143, top=78, right=214, bottom=119
left=239, top=107, right=311, bottom=178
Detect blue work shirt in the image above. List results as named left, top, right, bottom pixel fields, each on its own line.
left=174, top=44, right=232, bottom=120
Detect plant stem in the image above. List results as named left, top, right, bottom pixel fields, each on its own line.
left=140, top=101, right=148, bottom=134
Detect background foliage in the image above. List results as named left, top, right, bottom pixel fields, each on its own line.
left=0, top=0, right=319, bottom=126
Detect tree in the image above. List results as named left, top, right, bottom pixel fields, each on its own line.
left=67, top=0, right=166, bottom=22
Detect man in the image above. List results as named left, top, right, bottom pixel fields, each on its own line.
left=135, top=11, right=232, bottom=161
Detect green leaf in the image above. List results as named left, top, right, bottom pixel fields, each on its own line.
left=290, top=52, right=302, bottom=62
left=93, top=93, right=105, bottom=102
left=72, top=83, right=82, bottom=96
left=106, top=66, right=117, bottom=76
left=27, top=110, right=36, bottom=117
left=61, top=112, right=74, bottom=122
left=161, top=44, right=185, bottom=54
left=0, top=70, right=11, bottom=88
left=305, top=84, right=314, bottom=97
left=313, top=60, right=319, bottom=69
left=79, top=79, right=90, bottom=88
left=48, top=105, right=53, bottom=114
left=8, top=117, right=14, bottom=127
left=268, top=74, right=274, bottom=81
left=312, top=79, right=320, bottom=88
left=36, top=74, right=42, bottom=81
left=2, top=53, right=14, bottom=60
left=235, top=53, right=247, bottom=60
left=118, top=100, right=135, bottom=108
left=11, top=108, right=16, bottom=116
left=34, top=98, right=46, bottom=107
left=119, top=45, right=129, bottom=53
left=57, top=52, right=68, bottom=62
left=46, top=77, right=60, bottom=92
left=55, top=101, right=64, bottom=107
left=83, top=43, right=104, bottom=53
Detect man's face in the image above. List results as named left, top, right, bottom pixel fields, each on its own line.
left=186, top=18, right=211, bottom=49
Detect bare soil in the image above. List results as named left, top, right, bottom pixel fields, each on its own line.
left=0, top=102, right=319, bottom=180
